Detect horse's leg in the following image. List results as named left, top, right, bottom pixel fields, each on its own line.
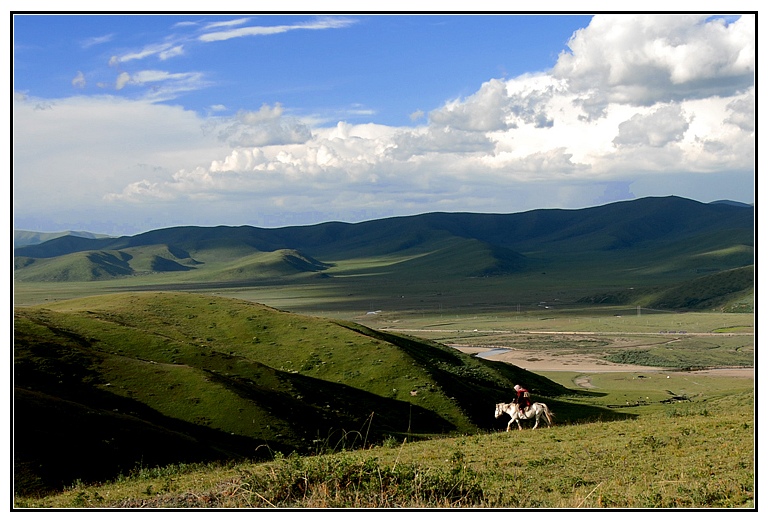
left=532, top=412, right=540, bottom=430
left=517, top=419, right=523, bottom=431
left=542, top=405, right=553, bottom=427
left=507, top=419, right=513, bottom=432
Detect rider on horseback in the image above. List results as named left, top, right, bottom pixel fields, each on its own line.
left=514, top=384, right=531, bottom=414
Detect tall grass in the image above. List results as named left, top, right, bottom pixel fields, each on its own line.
left=16, top=390, right=753, bottom=508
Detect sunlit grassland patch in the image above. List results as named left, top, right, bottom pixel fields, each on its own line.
left=693, top=244, right=753, bottom=259
left=602, top=342, right=753, bottom=369
left=533, top=370, right=754, bottom=414
left=365, top=309, right=753, bottom=334
left=96, top=356, right=290, bottom=438
left=713, top=325, right=753, bottom=333
left=17, top=391, right=753, bottom=508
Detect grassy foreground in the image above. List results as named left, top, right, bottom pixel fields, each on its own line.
left=15, top=390, right=753, bottom=509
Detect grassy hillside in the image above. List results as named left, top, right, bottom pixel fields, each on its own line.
left=12, top=241, right=332, bottom=283
left=647, top=265, right=754, bottom=311
left=578, top=265, right=754, bottom=312
left=14, top=197, right=753, bottom=298
left=14, top=251, right=134, bottom=281
left=193, top=249, right=330, bottom=281
left=15, top=292, right=623, bottom=496
left=16, top=390, right=754, bottom=508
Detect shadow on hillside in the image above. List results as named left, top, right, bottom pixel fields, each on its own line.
left=14, top=388, right=292, bottom=497
left=334, top=323, right=626, bottom=431
left=489, top=397, right=637, bottom=432
left=209, top=367, right=459, bottom=446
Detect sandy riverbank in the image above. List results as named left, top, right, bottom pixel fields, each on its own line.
left=452, top=345, right=754, bottom=378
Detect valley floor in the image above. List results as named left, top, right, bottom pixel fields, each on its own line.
left=453, top=345, right=755, bottom=378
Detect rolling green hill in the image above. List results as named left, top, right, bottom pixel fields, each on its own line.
left=647, top=265, right=754, bottom=310
left=196, top=249, right=330, bottom=281
left=14, top=292, right=618, bottom=495
left=14, top=197, right=754, bottom=308
left=13, top=251, right=135, bottom=281
left=577, top=265, right=754, bottom=312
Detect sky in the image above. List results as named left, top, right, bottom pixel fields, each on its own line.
left=11, top=10, right=756, bottom=236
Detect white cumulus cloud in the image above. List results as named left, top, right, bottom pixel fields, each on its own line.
left=552, top=14, right=754, bottom=118
left=14, top=14, right=754, bottom=234
left=212, top=104, right=313, bottom=147
left=103, top=14, right=754, bottom=224
left=613, top=105, right=691, bottom=148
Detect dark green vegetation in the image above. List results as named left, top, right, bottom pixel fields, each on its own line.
left=14, top=197, right=753, bottom=316
left=16, top=391, right=754, bottom=508
left=579, top=265, right=754, bottom=312
left=14, top=292, right=626, bottom=497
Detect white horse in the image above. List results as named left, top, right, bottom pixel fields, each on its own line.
left=495, top=401, right=554, bottom=431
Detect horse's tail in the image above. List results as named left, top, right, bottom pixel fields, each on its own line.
left=542, top=403, right=555, bottom=426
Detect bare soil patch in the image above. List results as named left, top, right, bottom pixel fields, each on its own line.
left=452, top=345, right=754, bottom=379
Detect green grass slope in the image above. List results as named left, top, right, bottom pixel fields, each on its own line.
left=382, top=238, right=527, bottom=278
left=17, top=390, right=754, bottom=508
left=13, top=247, right=196, bottom=282
left=192, top=249, right=330, bottom=281
left=578, top=265, right=754, bottom=312
left=646, top=265, right=754, bottom=311
left=14, top=292, right=616, bottom=495
left=13, top=251, right=134, bottom=281
left=13, top=243, right=331, bottom=283
left=13, top=198, right=753, bottom=307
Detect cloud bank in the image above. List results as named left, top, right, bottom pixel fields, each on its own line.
left=13, top=14, right=754, bottom=235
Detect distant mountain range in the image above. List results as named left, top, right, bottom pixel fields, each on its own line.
left=13, top=196, right=754, bottom=311
left=14, top=229, right=112, bottom=248
left=707, top=200, right=753, bottom=208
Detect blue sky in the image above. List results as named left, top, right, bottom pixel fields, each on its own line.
left=13, top=15, right=592, bottom=126
left=12, top=11, right=755, bottom=235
